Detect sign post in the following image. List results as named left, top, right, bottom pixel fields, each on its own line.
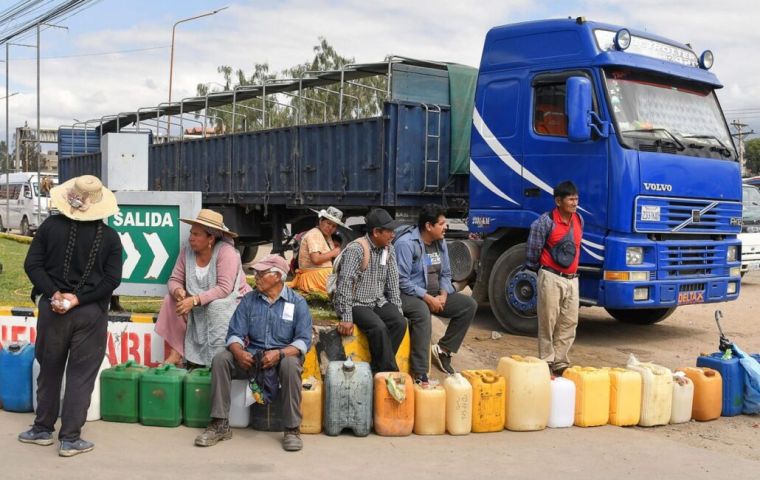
left=108, top=191, right=202, bottom=296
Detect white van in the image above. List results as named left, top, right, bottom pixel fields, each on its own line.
left=0, top=172, right=58, bottom=236
left=740, top=183, right=760, bottom=277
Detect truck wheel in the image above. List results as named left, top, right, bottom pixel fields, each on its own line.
left=604, top=307, right=676, bottom=325
left=239, top=245, right=259, bottom=264
left=20, top=216, right=31, bottom=236
left=488, top=244, right=538, bottom=336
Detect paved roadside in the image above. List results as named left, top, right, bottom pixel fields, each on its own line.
left=1, top=410, right=758, bottom=479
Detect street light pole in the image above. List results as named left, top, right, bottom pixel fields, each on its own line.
left=166, top=6, right=228, bottom=140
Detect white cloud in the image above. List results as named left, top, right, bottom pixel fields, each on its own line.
left=2, top=0, right=759, bottom=147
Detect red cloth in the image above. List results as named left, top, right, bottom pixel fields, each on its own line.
left=539, top=208, right=582, bottom=274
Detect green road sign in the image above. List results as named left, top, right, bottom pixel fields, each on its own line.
left=107, top=204, right=180, bottom=284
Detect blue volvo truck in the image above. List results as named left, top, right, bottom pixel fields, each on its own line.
left=466, top=18, right=741, bottom=333
left=59, top=18, right=742, bottom=334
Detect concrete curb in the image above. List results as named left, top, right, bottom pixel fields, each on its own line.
left=0, top=232, right=33, bottom=244
left=0, top=305, right=157, bottom=323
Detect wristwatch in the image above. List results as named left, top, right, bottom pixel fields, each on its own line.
left=278, top=349, right=285, bottom=361
left=192, top=296, right=199, bottom=307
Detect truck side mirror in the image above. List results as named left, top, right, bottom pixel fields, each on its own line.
left=566, top=76, right=609, bottom=142
left=23, top=188, right=32, bottom=199
left=566, top=77, right=593, bottom=142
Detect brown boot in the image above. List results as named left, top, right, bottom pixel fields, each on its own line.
left=282, top=427, right=303, bottom=452
left=195, top=418, right=232, bottom=447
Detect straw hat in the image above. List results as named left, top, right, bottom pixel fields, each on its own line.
left=49, top=175, right=119, bottom=221
left=310, top=206, right=349, bottom=228
left=180, top=209, right=238, bottom=238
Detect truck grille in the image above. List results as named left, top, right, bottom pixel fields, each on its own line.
left=635, top=196, right=742, bottom=234
left=659, top=244, right=722, bottom=278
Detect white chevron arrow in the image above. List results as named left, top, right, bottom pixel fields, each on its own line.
left=143, top=232, right=169, bottom=280
left=119, top=232, right=141, bottom=279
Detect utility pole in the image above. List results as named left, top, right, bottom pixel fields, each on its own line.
left=731, top=120, right=755, bottom=177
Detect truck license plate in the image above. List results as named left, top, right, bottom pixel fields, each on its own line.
left=677, top=290, right=705, bottom=305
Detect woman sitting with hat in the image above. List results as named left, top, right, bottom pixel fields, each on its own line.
left=289, top=206, right=349, bottom=294
left=155, top=209, right=252, bottom=367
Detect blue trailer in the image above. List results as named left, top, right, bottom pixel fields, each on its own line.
left=60, top=18, right=742, bottom=334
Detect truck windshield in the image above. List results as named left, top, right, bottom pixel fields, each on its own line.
left=604, top=68, right=735, bottom=160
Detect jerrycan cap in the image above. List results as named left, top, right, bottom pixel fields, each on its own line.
left=342, top=357, right=356, bottom=372
left=8, top=341, right=27, bottom=352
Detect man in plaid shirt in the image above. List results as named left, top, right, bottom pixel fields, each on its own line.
left=333, top=209, right=406, bottom=373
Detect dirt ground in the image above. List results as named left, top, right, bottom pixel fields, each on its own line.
left=445, top=270, right=760, bottom=462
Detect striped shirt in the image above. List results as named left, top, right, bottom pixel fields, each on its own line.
left=333, top=235, right=402, bottom=323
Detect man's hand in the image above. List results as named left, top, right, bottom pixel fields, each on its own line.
left=330, top=246, right=341, bottom=258
left=261, top=349, right=281, bottom=369
left=50, top=291, right=66, bottom=314
left=173, top=287, right=187, bottom=302
left=230, top=344, right=254, bottom=370
left=337, top=321, right=354, bottom=336
left=423, top=294, right=443, bottom=314
left=437, top=291, right=448, bottom=309
left=175, top=297, right=194, bottom=316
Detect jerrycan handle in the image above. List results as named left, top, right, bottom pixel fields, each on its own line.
left=156, top=364, right=174, bottom=374
left=481, top=372, right=498, bottom=384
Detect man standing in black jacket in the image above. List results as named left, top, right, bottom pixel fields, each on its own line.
left=19, top=175, right=123, bottom=457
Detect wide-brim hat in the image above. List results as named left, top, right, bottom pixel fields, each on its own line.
left=49, top=175, right=119, bottom=221
left=180, top=208, right=238, bottom=238
left=310, top=206, right=349, bottom=229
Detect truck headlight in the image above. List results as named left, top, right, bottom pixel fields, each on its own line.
left=727, top=246, right=738, bottom=263
left=730, top=267, right=741, bottom=277
left=626, top=247, right=643, bottom=266
left=727, top=282, right=738, bottom=295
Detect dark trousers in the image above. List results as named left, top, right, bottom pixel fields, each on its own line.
left=210, top=349, right=303, bottom=430
left=352, top=303, right=407, bottom=373
left=401, top=292, right=477, bottom=375
left=33, top=298, right=108, bottom=442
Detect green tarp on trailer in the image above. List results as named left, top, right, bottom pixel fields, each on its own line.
left=447, top=63, right=478, bottom=175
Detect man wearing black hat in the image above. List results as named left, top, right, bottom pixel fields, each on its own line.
left=333, top=208, right=406, bottom=373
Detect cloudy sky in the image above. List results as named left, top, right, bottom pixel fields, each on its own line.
left=2, top=0, right=759, bottom=149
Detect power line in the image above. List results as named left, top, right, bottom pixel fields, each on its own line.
left=10, top=44, right=170, bottom=60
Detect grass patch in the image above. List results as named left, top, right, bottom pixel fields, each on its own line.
left=0, top=237, right=341, bottom=321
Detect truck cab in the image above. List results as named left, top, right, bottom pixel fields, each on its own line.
left=468, top=18, right=742, bottom=333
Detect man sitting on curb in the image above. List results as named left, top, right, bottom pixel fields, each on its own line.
left=194, top=254, right=312, bottom=452
left=333, top=208, right=406, bottom=374
left=395, top=204, right=477, bottom=382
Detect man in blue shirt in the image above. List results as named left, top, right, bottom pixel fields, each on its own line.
left=194, top=254, right=312, bottom=452
left=396, top=204, right=477, bottom=382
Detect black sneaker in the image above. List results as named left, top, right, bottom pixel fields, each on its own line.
left=431, top=344, right=455, bottom=374
left=414, top=373, right=430, bottom=386
left=59, top=439, right=94, bottom=457
left=18, top=428, right=54, bottom=446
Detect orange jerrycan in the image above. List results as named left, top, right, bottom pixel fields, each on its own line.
left=461, top=369, right=506, bottom=433
left=373, top=372, right=414, bottom=436
left=678, top=367, right=722, bottom=421
left=563, top=367, right=609, bottom=427
left=496, top=355, right=550, bottom=431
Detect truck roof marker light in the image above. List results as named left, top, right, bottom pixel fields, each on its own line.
left=614, top=29, right=631, bottom=50
left=699, top=50, right=714, bottom=70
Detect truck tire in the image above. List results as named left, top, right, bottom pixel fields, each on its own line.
left=604, top=307, right=676, bottom=325
left=239, top=245, right=259, bottom=264
left=20, top=216, right=31, bottom=237
left=488, top=244, right=538, bottom=336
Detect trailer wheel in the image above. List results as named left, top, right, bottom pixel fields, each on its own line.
left=239, top=245, right=259, bottom=264
left=605, top=307, right=676, bottom=325
left=488, top=243, right=538, bottom=336
left=20, top=216, right=31, bottom=237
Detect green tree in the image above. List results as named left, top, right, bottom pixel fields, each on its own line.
left=195, top=38, right=386, bottom=133
left=745, top=138, right=760, bottom=176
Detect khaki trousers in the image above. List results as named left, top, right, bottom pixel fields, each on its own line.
left=537, top=268, right=579, bottom=371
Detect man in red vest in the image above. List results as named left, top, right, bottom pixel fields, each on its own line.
left=525, top=181, right=583, bottom=376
